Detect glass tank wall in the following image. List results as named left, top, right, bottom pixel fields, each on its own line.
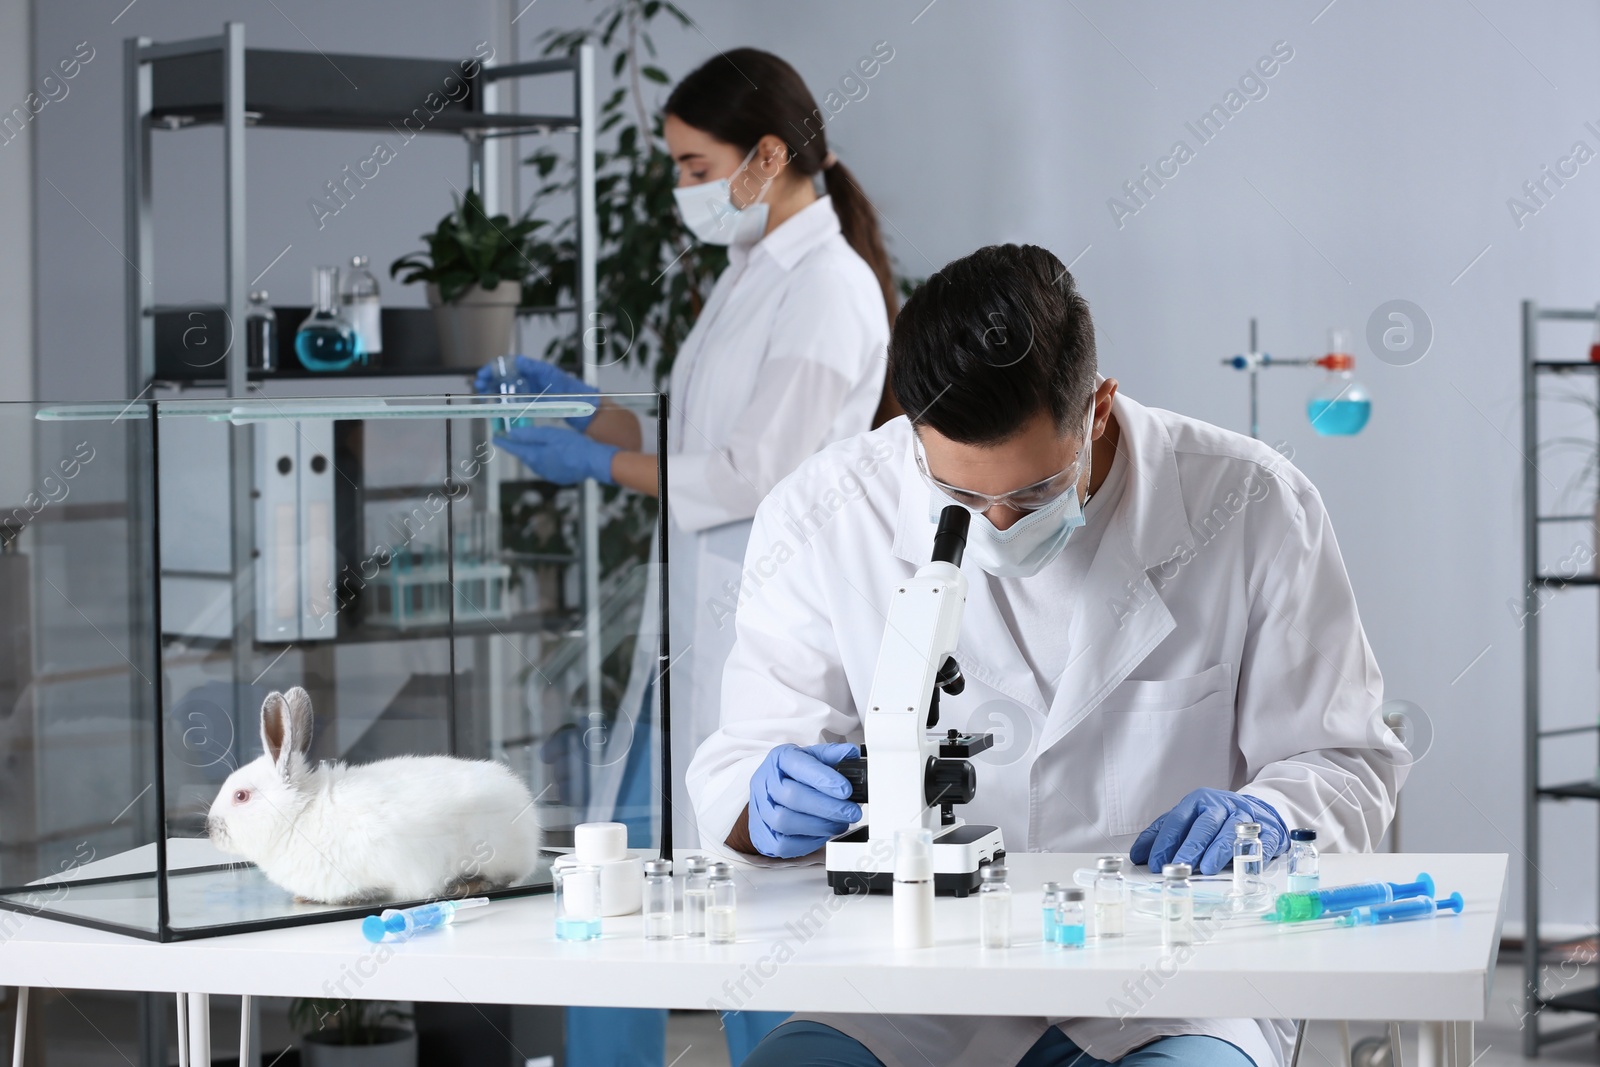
left=0, top=393, right=666, bottom=940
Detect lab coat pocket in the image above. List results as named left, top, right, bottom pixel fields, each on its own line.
left=1100, top=663, right=1234, bottom=838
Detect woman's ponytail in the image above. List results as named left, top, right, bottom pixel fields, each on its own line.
left=823, top=159, right=898, bottom=326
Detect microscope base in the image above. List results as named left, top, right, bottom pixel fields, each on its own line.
left=824, top=823, right=1005, bottom=897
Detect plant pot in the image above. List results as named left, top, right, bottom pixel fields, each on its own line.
left=427, top=281, right=521, bottom=369
left=302, top=1029, right=417, bottom=1067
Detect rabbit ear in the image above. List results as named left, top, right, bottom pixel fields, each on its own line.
left=282, top=687, right=315, bottom=757
left=260, top=691, right=288, bottom=766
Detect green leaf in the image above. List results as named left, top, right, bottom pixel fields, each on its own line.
left=641, top=65, right=668, bottom=84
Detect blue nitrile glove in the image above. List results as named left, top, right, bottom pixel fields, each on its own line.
left=474, top=355, right=597, bottom=430
left=495, top=425, right=618, bottom=485
left=748, top=743, right=862, bottom=859
left=1130, top=788, right=1288, bottom=876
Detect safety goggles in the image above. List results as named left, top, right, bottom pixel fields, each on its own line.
left=912, top=433, right=1088, bottom=514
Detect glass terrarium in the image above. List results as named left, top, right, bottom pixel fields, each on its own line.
left=0, top=393, right=668, bottom=940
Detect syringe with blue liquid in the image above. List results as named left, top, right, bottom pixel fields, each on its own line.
left=1268, top=873, right=1435, bottom=923
left=362, top=897, right=488, bottom=943
left=1335, top=893, right=1463, bottom=927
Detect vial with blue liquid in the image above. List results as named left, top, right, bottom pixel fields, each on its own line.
left=1306, top=329, right=1370, bottom=436
left=295, top=265, right=362, bottom=372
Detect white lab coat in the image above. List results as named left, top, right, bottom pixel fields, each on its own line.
left=591, top=196, right=888, bottom=845
left=687, top=393, right=1404, bottom=1067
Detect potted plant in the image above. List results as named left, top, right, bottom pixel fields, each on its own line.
left=390, top=189, right=544, bottom=368
left=288, top=998, right=416, bottom=1067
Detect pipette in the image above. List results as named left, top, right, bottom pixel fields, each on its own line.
left=1335, top=893, right=1463, bottom=927
left=361, top=897, right=488, bottom=943
left=1269, top=873, right=1435, bottom=923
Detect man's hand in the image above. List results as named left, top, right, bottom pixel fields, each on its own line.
left=744, top=743, right=862, bottom=859
left=1130, top=788, right=1288, bottom=875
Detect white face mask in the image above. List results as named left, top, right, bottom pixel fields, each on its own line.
left=929, top=409, right=1095, bottom=579
left=672, top=145, right=772, bottom=246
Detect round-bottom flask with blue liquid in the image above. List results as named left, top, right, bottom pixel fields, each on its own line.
left=295, top=265, right=361, bottom=372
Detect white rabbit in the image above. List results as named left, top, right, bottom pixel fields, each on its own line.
left=206, top=686, right=542, bottom=905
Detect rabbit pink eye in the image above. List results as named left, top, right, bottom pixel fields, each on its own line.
left=232, top=789, right=250, bottom=804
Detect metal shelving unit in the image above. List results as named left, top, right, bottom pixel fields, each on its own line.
left=1521, top=300, right=1600, bottom=1056
left=121, top=24, right=608, bottom=816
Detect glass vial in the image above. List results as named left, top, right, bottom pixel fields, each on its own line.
left=245, top=290, right=276, bottom=373
left=1054, top=887, right=1086, bottom=948
left=1161, top=863, right=1195, bottom=948
left=554, top=862, right=602, bottom=942
left=706, top=862, right=737, bottom=944
left=1040, top=881, right=1061, bottom=943
left=1287, top=828, right=1320, bottom=893
left=1232, top=821, right=1263, bottom=896
left=643, top=858, right=673, bottom=941
left=978, top=863, right=1012, bottom=950
left=341, top=254, right=382, bottom=363
left=295, top=266, right=359, bottom=372
left=682, top=854, right=710, bottom=938
left=1094, top=855, right=1126, bottom=939
left=893, top=828, right=935, bottom=949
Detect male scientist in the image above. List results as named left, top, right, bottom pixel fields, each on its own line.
left=686, top=243, right=1402, bottom=1067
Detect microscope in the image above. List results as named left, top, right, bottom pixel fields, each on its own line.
left=824, top=505, right=1006, bottom=897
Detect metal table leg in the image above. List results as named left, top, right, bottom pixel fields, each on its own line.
left=1419, top=1021, right=1444, bottom=1067
left=239, top=995, right=252, bottom=1067
left=11, top=988, right=27, bottom=1067
left=1289, top=1020, right=1307, bottom=1067
left=1389, top=1022, right=1406, bottom=1067
left=187, top=993, right=211, bottom=1067
left=176, top=993, right=189, bottom=1067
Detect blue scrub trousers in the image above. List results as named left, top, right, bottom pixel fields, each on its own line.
left=564, top=680, right=789, bottom=1065
left=742, top=1021, right=1256, bottom=1067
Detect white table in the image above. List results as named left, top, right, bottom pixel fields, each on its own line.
left=0, top=852, right=1506, bottom=1067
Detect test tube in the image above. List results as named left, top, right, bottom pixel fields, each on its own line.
left=1162, top=863, right=1195, bottom=948
left=554, top=863, right=603, bottom=942
left=1336, top=893, right=1463, bottom=927
left=706, top=862, right=737, bottom=944
left=1271, top=873, right=1435, bottom=923
left=643, top=858, right=673, bottom=941
left=1094, top=855, right=1126, bottom=939
left=491, top=354, right=523, bottom=435
left=1054, top=888, right=1086, bottom=948
left=1232, top=822, right=1263, bottom=895
left=682, top=855, right=711, bottom=938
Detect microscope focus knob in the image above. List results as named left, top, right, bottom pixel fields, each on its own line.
left=924, top=757, right=977, bottom=808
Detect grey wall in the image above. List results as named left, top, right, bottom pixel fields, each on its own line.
left=31, top=0, right=1597, bottom=934
left=0, top=0, right=34, bottom=502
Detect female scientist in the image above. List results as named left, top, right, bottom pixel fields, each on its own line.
left=482, top=48, right=897, bottom=1065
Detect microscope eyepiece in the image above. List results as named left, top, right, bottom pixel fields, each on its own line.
left=931, top=505, right=969, bottom=567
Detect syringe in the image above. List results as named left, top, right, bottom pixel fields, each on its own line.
left=362, top=897, right=489, bottom=943
left=1269, top=873, right=1435, bottom=923
left=1335, top=893, right=1463, bottom=927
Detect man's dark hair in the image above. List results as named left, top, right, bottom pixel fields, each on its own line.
left=889, top=244, right=1097, bottom=444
